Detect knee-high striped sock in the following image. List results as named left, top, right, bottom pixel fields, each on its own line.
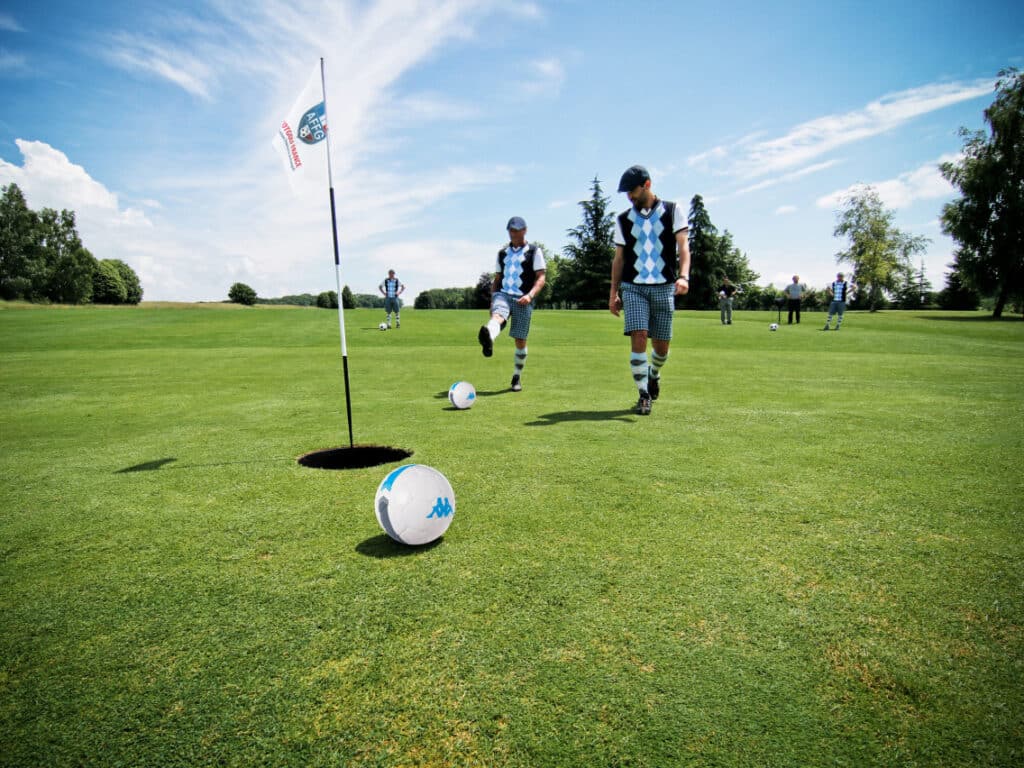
left=630, top=354, right=649, bottom=393
left=650, top=349, right=669, bottom=381
left=513, top=347, right=527, bottom=376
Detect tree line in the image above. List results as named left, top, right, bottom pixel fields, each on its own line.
left=1, top=183, right=142, bottom=304
left=408, top=68, right=1022, bottom=318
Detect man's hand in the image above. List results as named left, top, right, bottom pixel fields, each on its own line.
left=609, top=293, right=622, bottom=316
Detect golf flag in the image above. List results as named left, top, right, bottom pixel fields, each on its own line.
left=273, top=60, right=354, bottom=448
left=274, top=65, right=329, bottom=189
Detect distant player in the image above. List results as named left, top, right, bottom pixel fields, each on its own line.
left=477, top=216, right=546, bottom=392
left=379, top=269, right=405, bottom=328
left=609, top=165, right=690, bottom=415
left=823, top=272, right=853, bottom=331
left=785, top=275, right=803, bottom=324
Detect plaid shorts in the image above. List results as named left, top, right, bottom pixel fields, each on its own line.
left=621, top=282, right=674, bottom=340
left=490, top=292, right=534, bottom=340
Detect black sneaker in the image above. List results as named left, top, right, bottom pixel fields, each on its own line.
left=648, top=373, right=660, bottom=401
left=635, top=391, right=652, bottom=415
left=478, top=326, right=493, bottom=357
left=510, top=374, right=522, bottom=392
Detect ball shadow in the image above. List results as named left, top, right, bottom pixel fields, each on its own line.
left=355, top=533, right=444, bottom=558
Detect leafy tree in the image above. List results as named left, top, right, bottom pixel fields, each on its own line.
left=0, top=183, right=40, bottom=300
left=562, top=176, right=615, bottom=308
left=228, top=282, right=257, bottom=305
left=113, top=260, right=142, bottom=304
left=341, top=285, right=354, bottom=309
left=35, top=209, right=96, bottom=304
left=832, top=185, right=928, bottom=311
left=316, top=290, right=338, bottom=309
left=941, top=68, right=1024, bottom=318
left=473, top=272, right=493, bottom=309
left=92, top=260, right=128, bottom=304
left=543, top=253, right=572, bottom=308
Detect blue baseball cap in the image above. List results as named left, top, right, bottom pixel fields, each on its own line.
left=617, top=165, right=650, bottom=192
left=506, top=216, right=527, bottom=230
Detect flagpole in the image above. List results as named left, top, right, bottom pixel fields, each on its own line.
left=320, top=57, right=354, bottom=448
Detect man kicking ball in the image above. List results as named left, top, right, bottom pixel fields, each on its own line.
left=478, top=216, right=546, bottom=392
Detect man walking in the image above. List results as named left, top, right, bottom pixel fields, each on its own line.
left=379, top=269, right=405, bottom=328
left=609, top=165, right=690, bottom=415
left=478, top=216, right=546, bottom=392
left=785, top=275, right=803, bottom=324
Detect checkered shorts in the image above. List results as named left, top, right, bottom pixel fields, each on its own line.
left=490, top=291, right=534, bottom=340
left=621, top=282, right=674, bottom=340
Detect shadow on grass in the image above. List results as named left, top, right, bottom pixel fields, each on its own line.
left=525, top=409, right=635, bottom=426
left=434, top=389, right=509, bottom=410
left=919, top=314, right=1021, bottom=322
left=116, top=458, right=178, bottom=473
left=115, top=457, right=294, bottom=473
left=355, top=533, right=444, bottom=558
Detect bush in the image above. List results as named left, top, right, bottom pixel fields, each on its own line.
left=228, top=283, right=257, bottom=305
left=316, top=291, right=338, bottom=309
left=92, top=261, right=128, bottom=304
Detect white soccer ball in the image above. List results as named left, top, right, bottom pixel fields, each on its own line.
left=374, top=464, right=455, bottom=546
left=448, top=381, right=476, bottom=410
left=378, top=322, right=388, bottom=331
left=770, top=323, right=779, bottom=331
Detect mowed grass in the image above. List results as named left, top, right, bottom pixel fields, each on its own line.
left=1, top=302, right=1021, bottom=767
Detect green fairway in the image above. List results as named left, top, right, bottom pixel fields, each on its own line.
left=1, top=303, right=1022, bottom=767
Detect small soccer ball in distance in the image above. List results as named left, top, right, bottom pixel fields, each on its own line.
left=770, top=323, right=779, bottom=331
left=448, top=381, right=476, bottom=410
left=374, top=464, right=455, bottom=546
left=378, top=322, right=388, bottom=331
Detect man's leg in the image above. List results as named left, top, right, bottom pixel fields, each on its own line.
left=511, top=338, right=527, bottom=391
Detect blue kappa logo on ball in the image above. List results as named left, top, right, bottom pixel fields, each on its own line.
left=297, top=102, right=327, bottom=145
left=428, top=497, right=453, bottom=518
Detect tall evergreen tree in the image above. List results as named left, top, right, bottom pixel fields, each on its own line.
left=562, top=176, right=615, bottom=308
left=941, top=68, right=1024, bottom=318
left=684, top=195, right=720, bottom=308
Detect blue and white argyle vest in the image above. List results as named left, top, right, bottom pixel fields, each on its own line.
left=618, top=199, right=679, bottom=285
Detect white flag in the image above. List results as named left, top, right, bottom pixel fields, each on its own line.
left=273, top=66, right=328, bottom=188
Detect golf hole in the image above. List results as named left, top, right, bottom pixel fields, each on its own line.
left=297, top=445, right=412, bottom=470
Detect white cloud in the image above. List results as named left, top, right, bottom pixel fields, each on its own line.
left=0, top=13, right=23, bottom=32
left=815, top=154, right=959, bottom=210
left=0, top=48, right=27, bottom=73
left=774, top=205, right=797, bottom=215
left=735, top=159, right=840, bottom=195
left=690, top=79, right=991, bottom=184
left=519, top=57, right=565, bottom=96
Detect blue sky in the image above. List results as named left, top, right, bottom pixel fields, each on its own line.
left=1, top=0, right=1021, bottom=302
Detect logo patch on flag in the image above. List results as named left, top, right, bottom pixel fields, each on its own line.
left=297, top=103, right=327, bottom=145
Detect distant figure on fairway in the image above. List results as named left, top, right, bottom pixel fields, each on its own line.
left=824, top=272, right=852, bottom=331
left=609, top=165, right=690, bottom=416
left=785, top=275, right=803, bottom=324
left=379, top=270, right=405, bottom=328
left=478, top=216, right=546, bottom=392
left=718, top=277, right=738, bottom=325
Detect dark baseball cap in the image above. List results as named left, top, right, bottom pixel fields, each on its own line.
left=506, top=216, right=527, bottom=230
left=618, top=165, right=650, bottom=192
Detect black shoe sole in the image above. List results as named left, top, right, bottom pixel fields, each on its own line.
left=478, top=327, right=493, bottom=357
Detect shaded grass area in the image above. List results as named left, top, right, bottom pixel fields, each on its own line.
left=1, top=305, right=1022, bottom=766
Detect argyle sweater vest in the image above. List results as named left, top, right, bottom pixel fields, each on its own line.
left=618, top=200, right=679, bottom=284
